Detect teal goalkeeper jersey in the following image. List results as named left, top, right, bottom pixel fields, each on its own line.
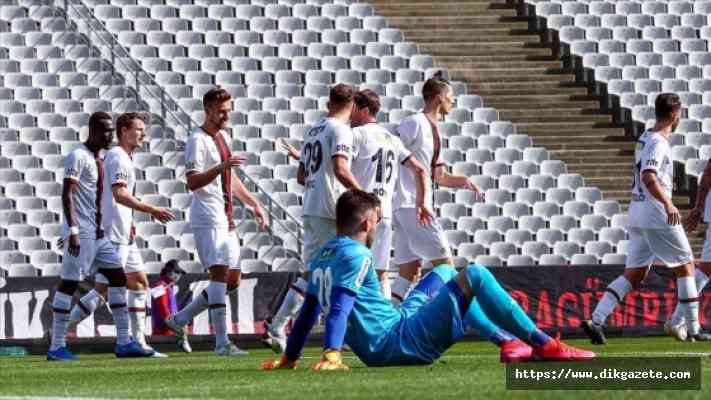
left=307, top=236, right=402, bottom=358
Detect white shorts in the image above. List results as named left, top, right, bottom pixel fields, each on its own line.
left=701, top=226, right=711, bottom=262
left=114, top=243, right=144, bottom=274
left=303, top=215, right=337, bottom=267
left=392, top=208, right=452, bottom=266
left=193, top=227, right=240, bottom=270
left=372, top=218, right=393, bottom=271
left=60, top=236, right=122, bottom=282
left=625, top=226, right=693, bottom=268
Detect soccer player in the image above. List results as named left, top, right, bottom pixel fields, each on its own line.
left=261, top=190, right=594, bottom=370
left=669, top=160, right=711, bottom=339
left=47, top=112, right=153, bottom=361
left=583, top=93, right=709, bottom=344
left=262, top=84, right=362, bottom=352
left=165, top=87, right=268, bottom=357
left=349, top=89, right=432, bottom=298
left=65, top=112, right=174, bottom=356
left=391, top=74, right=483, bottom=305
left=151, top=260, right=192, bottom=353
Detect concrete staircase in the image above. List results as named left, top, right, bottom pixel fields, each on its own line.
left=367, top=0, right=707, bottom=253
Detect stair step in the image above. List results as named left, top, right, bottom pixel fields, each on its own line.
left=533, top=135, right=630, bottom=144
left=375, top=8, right=518, bottom=17
left=441, top=60, right=564, bottom=69
left=500, top=110, right=612, bottom=121
left=407, top=32, right=542, bottom=43
left=542, top=142, right=634, bottom=151
left=453, top=71, right=575, bottom=82
left=486, top=101, right=600, bottom=110
left=419, top=43, right=552, bottom=56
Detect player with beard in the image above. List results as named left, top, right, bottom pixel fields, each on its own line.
left=261, top=190, right=594, bottom=370
left=166, top=88, right=268, bottom=356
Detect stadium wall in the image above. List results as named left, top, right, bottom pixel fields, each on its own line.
left=1, top=267, right=709, bottom=342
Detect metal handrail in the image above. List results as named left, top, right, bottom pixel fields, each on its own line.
left=54, top=0, right=304, bottom=262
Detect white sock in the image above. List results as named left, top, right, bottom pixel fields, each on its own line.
left=69, top=289, right=103, bottom=325
left=677, top=276, right=701, bottom=336
left=270, top=277, right=307, bottom=335
left=173, top=290, right=209, bottom=326
left=379, top=271, right=392, bottom=300
left=592, top=276, right=632, bottom=326
left=128, top=289, right=147, bottom=347
left=207, top=281, right=228, bottom=349
left=671, top=268, right=710, bottom=325
left=108, top=286, right=131, bottom=346
left=391, top=276, right=414, bottom=307
left=50, top=292, right=73, bottom=351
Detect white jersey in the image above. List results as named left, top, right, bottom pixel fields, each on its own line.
left=185, top=127, right=235, bottom=230
left=352, top=123, right=412, bottom=219
left=628, top=130, right=674, bottom=229
left=394, top=113, right=441, bottom=210
left=62, top=144, right=104, bottom=239
left=101, top=146, right=135, bottom=245
left=301, top=117, right=354, bottom=219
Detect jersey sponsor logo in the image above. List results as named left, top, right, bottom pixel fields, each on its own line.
left=334, top=144, right=351, bottom=153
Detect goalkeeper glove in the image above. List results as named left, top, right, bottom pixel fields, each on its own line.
left=261, top=354, right=297, bottom=370
left=312, top=350, right=349, bottom=371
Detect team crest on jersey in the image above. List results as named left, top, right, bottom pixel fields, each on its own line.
left=319, top=248, right=335, bottom=260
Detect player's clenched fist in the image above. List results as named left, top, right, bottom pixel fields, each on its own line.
left=312, top=350, right=349, bottom=371
left=261, top=355, right=297, bottom=370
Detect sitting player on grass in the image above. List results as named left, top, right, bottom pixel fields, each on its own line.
left=262, top=190, right=595, bottom=370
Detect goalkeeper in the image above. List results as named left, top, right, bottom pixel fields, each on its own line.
left=263, top=190, right=594, bottom=370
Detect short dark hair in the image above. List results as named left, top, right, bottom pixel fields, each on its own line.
left=160, top=259, right=185, bottom=276
left=203, top=87, right=232, bottom=109
left=116, top=112, right=148, bottom=139
left=422, top=73, right=451, bottom=102
left=89, top=111, right=112, bottom=128
left=329, top=83, right=355, bottom=109
left=354, top=89, right=380, bottom=116
left=336, top=189, right=381, bottom=234
left=654, top=93, right=682, bottom=121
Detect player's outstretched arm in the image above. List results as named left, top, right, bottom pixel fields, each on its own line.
left=404, top=157, right=434, bottom=226
left=685, top=160, right=711, bottom=232
left=113, top=186, right=174, bottom=223
left=312, top=287, right=355, bottom=371
left=433, top=165, right=484, bottom=200
left=262, top=292, right=321, bottom=370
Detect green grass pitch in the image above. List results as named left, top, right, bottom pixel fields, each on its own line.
left=1, top=338, right=710, bottom=399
